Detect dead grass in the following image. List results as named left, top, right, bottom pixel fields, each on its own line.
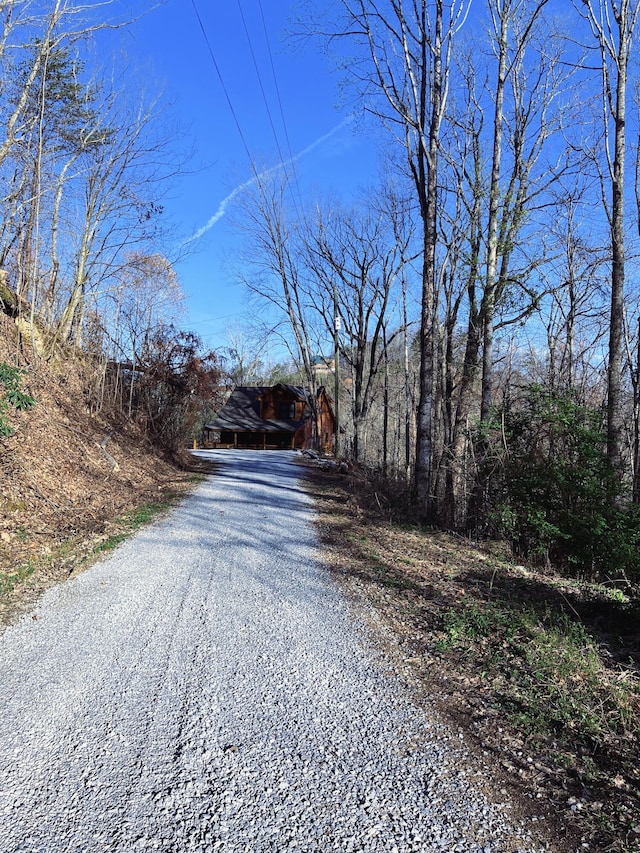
left=1, top=318, right=637, bottom=852
left=0, top=315, right=212, bottom=628
left=302, top=459, right=640, bottom=853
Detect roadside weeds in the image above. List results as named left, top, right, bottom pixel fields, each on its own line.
left=304, top=460, right=640, bottom=853
left=0, top=459, right=214, bottom=631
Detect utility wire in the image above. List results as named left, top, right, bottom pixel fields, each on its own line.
left=189, top=0, right=309, bottom=225
left=236, top=0, right=286, bottom=169
left=257, top=0, right=296, bottom=167
left=189, top=0, right=258, bottom=179
left=256, top=0, right=306, bottom=214
left=237, top=0, right=306, bottom=217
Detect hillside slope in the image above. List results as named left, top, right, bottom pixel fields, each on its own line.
left=0, top=314, right=198, bottom=625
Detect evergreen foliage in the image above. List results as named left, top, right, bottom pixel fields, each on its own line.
left=0, top=363, right=35, bottom=437
left=486, top=386, right=640, bottom=585
left=14, top=41, right=103, bottom=154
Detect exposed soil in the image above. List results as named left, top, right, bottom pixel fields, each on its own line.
left=301, top=458, right=640, bottom=853
left=0, top=314, right=210, bottom=628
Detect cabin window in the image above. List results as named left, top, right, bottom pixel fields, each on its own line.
left=279, top=401, right=295, bottom=420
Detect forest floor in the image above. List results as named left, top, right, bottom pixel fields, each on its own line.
left=1, top=314, right=638, bottom=852
left=304, top=460, right=640, bottom=853
left=0, top=315, right=212, bottom=627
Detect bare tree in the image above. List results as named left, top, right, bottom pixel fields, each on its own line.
left=43, top=68, right=178, bottom=356
left=303, top=188, right=412, bottom=462
left=95, top=251, right=184, bottom=416
left=540, top=182, right=608, bottom=394
left=434, top=5, right=568, bottom=527
left=478, top=0, right=556, bottom=421
left=0, top=1, right=151, bottom=323
left=232, top=168, right=322, bottom=435
left=315, top=0, right=471, bottom=517
left=221, top=324, right=272, bottom=387
left=0, top=0, right=175, bottom=355
left=576, top=0, right=640, bottom=475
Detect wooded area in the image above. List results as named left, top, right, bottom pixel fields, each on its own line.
left=2, top=0, right=640, bottom=588
left=234, top=0, right=640, bottom=590
left=0, top=6, right=637, bottom=842
left=0, top=0, right=220, bottom=457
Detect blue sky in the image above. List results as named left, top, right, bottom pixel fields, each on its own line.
left=125, top=0, right=379, bottom=356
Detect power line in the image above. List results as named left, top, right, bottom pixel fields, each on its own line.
left=188, top=0, right=319, bottom=250
left=256, top=0, right=306, bottom=214
left=257, top=0, right=295, bottom=167
left=190, top=0, right=306, bottom=213
left=235, top=0, right=306, bottom=216
left=236, top=0, right=286, bottom=168
left=189, top=0, right=257, bottom=177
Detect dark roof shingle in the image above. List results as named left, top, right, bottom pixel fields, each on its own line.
left=205, top=385, right=311, bottom=433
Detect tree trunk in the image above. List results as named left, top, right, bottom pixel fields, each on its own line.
left=633, top=317, right=640, bottom=503
left=414, top=0, right=443, bottom=522
left=480, top=0, right=509, bottom=423
left=608, top=11, right=628, bottom=474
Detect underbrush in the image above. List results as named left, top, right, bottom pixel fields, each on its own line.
left=0, top=363, right=36, bottom=437
left=437, top=601, right=639, bottom=746
left=435, top=585, right=640, bottom=849
left=0, top=559, right=37, bottom=596
left=308, top=462, right=640, bottom=853
left=92, top=500, right=176, bottom=554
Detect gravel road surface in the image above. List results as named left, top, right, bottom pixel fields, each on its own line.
left=0, top=450, right=554, bottom=853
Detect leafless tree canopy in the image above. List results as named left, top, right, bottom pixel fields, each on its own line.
left=237, top=0, right=640, bottom=559
left=0, top=0, right=218, bottom=453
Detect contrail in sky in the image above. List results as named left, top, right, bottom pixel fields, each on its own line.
left=183, top=118, right=352, bottom=246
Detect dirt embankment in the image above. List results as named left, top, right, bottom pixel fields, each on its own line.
left=0, top=314, right=201, bottom=626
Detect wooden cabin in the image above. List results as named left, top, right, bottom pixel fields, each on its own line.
left=203, top=384, right=335, bottom=453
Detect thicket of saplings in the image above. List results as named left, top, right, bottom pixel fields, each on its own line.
left=86, top=324, right=221, bottom=461
left=483, top=386, right=640, bottom=591
left=357, top=380, right=640, bottom=595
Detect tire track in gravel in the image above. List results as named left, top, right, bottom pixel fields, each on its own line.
left=0, top=450, right=557, bottom=853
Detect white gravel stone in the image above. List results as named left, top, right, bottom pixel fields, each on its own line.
left=0, top=450, right=554, bottom=852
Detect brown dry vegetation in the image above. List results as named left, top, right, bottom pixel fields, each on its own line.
left=2, top=309, right=638, bottom=852
left=0, top=314, right=206, bottom=626
left=303, top=460, right=640, bottom=853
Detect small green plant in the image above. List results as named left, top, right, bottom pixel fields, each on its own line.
left=513, top=614, right=639, bottom=743
left=436, top=598, right=640, bottom=747
left=0, top=363, right=35, bottom=437
left=436, top=601, right=529, bottom=651
left=94, top=533, right=128, bottom=553
left=0, top=560, right=37, bottom=596
left=92, top=500, right=175, bottom=555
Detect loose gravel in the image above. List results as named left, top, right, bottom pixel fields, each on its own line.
left=0, top=450, right=554, bottom=853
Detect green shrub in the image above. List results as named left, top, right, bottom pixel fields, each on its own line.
left=485, top=386, right=640, bottom=584
left=0, top=363, right=35, bottom=436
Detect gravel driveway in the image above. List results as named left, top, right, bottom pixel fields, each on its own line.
left=0, top=450, right=553, bottom=853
